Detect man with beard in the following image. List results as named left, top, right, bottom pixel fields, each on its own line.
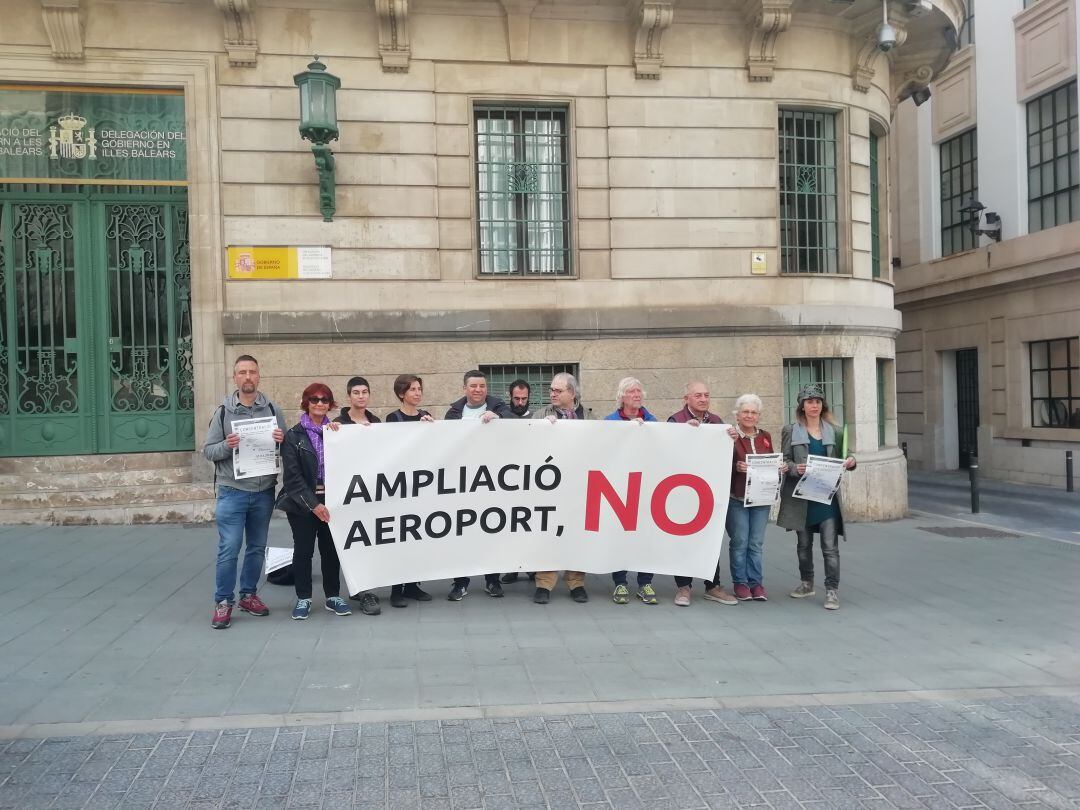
left=507, top=379, right=532, bottom=418
left=203, top=355, right=287, bottom=629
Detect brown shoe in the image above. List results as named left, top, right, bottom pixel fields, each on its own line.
left=702, top=586, right=738, bottom=606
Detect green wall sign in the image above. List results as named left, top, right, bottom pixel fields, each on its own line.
left=0, top=85, right=186, bottom=184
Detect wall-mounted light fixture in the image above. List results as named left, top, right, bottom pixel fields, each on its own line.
left=959, top=198, right=1002, bottom=243
left=293, top=56, right=340, bottom=222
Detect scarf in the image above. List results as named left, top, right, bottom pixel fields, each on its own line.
left=300, top=412, right=327, bottom=483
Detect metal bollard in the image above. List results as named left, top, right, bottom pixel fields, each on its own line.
left=968, top=459, right=980, bottom=513
left=901, top=442, right=908, bottom=459
left=1068, top=450, right=1074, bottom=493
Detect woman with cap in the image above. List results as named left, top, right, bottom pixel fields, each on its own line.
left=776, top=384, right=856, bottom=610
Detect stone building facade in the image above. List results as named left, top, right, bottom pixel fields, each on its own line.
left=893, top=0, right=1080, bottom=488
left=0, top=0, right=962, bottom=522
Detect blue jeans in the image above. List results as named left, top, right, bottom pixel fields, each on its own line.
left=214, top=485, right=275, bottom=603
left=726, top=497, right=770, bottom=587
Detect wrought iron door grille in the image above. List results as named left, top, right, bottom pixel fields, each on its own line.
left=779, top=110, right=839, bottom=274
left=475, top=105, right=571, bottom=276
left=956, top=348, right=979, bottom=468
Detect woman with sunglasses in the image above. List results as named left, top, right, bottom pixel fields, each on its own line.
left=277, top=382, right=380, bottom=619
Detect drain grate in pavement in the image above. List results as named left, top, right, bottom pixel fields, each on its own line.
left=919, top=526, right=1021, bottom=539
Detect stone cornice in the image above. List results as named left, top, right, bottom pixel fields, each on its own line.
left=213, top=0, right=257, bottom=67
left=742, top=0, right=792, bottom=82
left=40, top=0, right=83, bottom=60
left=376, top=0, right=411, bottom=73
left=222, top=307, right=901, bottom=343
left=627, top=0, right=673, bottom=80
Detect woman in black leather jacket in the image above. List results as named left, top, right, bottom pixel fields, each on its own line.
left=277, top=382, right=381, bottom=619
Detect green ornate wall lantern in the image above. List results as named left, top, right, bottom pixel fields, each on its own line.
left=293, top=56, right=341, bottom=222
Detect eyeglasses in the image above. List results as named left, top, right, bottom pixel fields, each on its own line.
left=549, top=387, right=566, bottom=394
left=308, top=396, right=331, bottom=404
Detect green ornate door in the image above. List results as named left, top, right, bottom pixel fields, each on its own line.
left=0, top=185, right=193, bottom=456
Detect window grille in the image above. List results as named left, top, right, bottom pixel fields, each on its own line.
left=475, top=105, right=571, bottom=276
left=1029, top=338, right=1079, bottom=428
left=779, top=110, right=839, bottom=274
left=478, top=363, right=580, bottom=412
left=783, top=358, right=846, bottom=427
left=940, top=129, right=979, bottom=256
left=1027, top=81, right=1079, bottom=233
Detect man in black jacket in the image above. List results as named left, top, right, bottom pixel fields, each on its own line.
left=443, top=370, right=513, bottom=600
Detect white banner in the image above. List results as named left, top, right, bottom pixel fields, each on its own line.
left=324, top=419, right=734, bottom=595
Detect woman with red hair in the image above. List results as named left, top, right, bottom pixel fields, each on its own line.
left=276, top=383, right=380, bottom=619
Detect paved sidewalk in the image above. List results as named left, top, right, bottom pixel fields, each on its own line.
left=3, top=695, right=1080, bottom=809
left=909, top=470, right=1080, bottom=545
left=2, top=496, right=1080, bottom=807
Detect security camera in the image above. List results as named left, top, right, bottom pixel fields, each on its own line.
left=877, top=22, right=898, bottom=51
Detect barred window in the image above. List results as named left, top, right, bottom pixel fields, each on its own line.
left=958, top=0, right=974, bottom=48
left=1027, top=81, right=1079, bottom=232
left=940, top=129, right=979, bottom=256
left=779, top=109, right=839, bottom=274
left=1030, top=338, right=1079, bottom=428
left=479, top=363, right=580, bottom=412
left=783, top=358, right=846, bottom=427
left=475, top=105, right=571, bottom=276
left=870, top=132, right=881, bottom=278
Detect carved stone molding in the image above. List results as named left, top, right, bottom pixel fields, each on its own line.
left=376, top=0, right=410, bottom=73
left=628, top=1, right=673, bottom=80
left=851, top=16, right=908, bottom=93
left=895, top=62, right=935, bottom=104
left=499, top=0, right=539, bottom=63
left=213, top=0, right=257, bottom=67
left=40, top=0, right=83, bottom=60
left=743, top=0, right=792, bottom=82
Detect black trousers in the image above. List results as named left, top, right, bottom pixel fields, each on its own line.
left=288, top=506, right=340, bottom=600
left=454, top=574, right=500, bottom=588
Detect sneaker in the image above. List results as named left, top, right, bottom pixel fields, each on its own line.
left=673, top=586, right=691, bottom=607
left=485, top=581, right=504, bottom=598
left=533, top=587, right=551, bottom=604
left=448, top=584, right=467, bottom=601
left=571, top=587, right=589, bottom=603
left=733, top=583, right=753, bottom=601
left=325, top=596, right=352, bottom=616
left=402, top=583, right=432, bottom=601
left=703, top=586, right=738, bottom=606
left=500, top=572, right=520, bottom=584
left=238, top=593, right=269, bottom=616
left=637, top=584, right=659, bottom=605
left=291, top=598, right=312, bottom=620
left=390, top=590, right=408, bottom=608
left=824, top=589, right=840, bottom=610
left=211, top=600, right=232, bottom=629
left=789, top=581, right=816, bottom=599
left=359, top=592, right=381, bottom=615
left=612, top=584, right=630, bottom=604
left=751, top=584, right=768, bottom=601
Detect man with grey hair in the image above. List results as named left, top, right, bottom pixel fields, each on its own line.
left=668, top=381, right=739, bottom=607
left=529, top=371, right=590, bottom=604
